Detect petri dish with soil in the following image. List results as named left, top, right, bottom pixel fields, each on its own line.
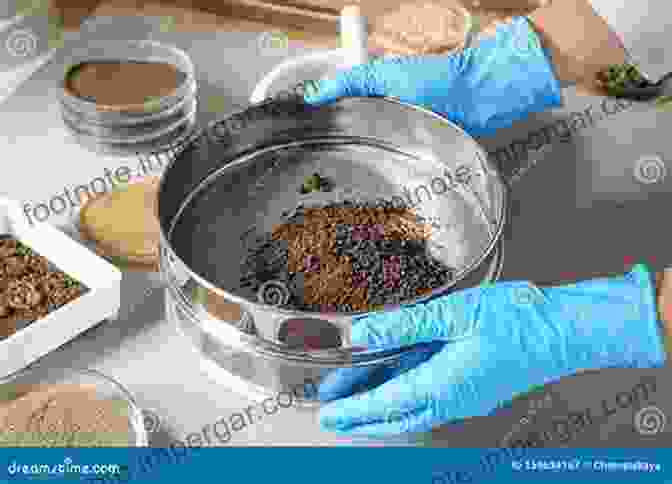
left=59, top=40, right=198, bottom=156
left=0, top=365, right=147, bottom=447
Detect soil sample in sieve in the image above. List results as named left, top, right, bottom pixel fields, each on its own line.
left=0, top=237, right=87, bottom=340
left=64, top=60, right=187, bottom=108
left=240, top=201, right=455, bottom=312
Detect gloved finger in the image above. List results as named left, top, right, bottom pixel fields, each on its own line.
left=330, top=405, right=438, bottom=437
left=317, top=341, right=445, bottom=402
left=352, top=287, right=484, bottom=348
left=304, top=61, right=388, bottom=105
left=320, top=337, right=489, bottom=435
left=320, top=350, right=446, bottom=434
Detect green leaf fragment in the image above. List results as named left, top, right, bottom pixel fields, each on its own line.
left=159, top=16, right=177, bottom=33
left=205, top=94, right=228, bottom=114
left=143, top=96, right=163, bottom=113
left=16, top=0, right=49, bottom=16
left=47, top=15, right=66, bottom=50
left=656, top=95, right=672, bottom=110
left=193, top=286, right=209, bottom=306
left=0, top=384, right=20, bottom=403
left=106, top=254, right=131, bottom=268
left=112, top=180, right=130, bottom=192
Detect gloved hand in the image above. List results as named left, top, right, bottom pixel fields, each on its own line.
left=318, top=265, right=667, bottom=436
left=304, top=16, right=563, bottom=138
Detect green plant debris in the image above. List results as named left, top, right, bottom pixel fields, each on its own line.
left=192, top=286, right=209, bottom=306
left=64, top=63, right=81, bottom=82
left=15, top=241, right=33, bottom=257
left=108, top=398, right=130, bottom=420
left=16, top=0, right=49, bottom=16
left=597, top=63, right=649, bottom=94
left=205, top=94, right=228, bottom=114
left=143, top=96, right=163, bottom=113
left=105, top=254, right=132, bottom=269
left=112, top=180, right=131, bottom=192
left=63, top=274, right=79, bottom=288
left=159, top=16, right=177, bottom=33
left=47, top=13, right=65, bottom=49
left=0, top=385, right=21, bottom=404
left=299, top=173, right=331, bottom=194
left=655, top=95, right=672, bottom=111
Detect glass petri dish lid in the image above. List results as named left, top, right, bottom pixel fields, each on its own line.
left=60, top=39, right=196, bottom=116
left=0, top=365, right=148, bottom=447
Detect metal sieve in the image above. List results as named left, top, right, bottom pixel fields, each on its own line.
left=158, top=96, right=508, bottom=404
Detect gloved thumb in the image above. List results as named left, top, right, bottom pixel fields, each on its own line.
left=351, top=288, right=484, bottom=349
left=304, top=62, right=387, bottom=105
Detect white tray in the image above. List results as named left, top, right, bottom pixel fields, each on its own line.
left=0, top=196, right=121, bottom=378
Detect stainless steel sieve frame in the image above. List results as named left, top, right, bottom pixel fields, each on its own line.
left=157, top=96, right=509, bottom=365
left=163, top=238, right=504, bottom=406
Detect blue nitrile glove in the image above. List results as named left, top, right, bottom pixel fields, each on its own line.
left=319, top=265, right=667, bottom=436
left=304, top=16, right=563, bottom=138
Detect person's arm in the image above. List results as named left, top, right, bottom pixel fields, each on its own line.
left=306, top=16, right=563, bottom=138
left=529, top=0, right=628, bottom=91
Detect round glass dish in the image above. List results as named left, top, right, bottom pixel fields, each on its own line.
left=59, top=40, right=197, bottom=155
left=0, top=365, right=148, bottom=447
left=64, top=99, right=197, bottom=156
